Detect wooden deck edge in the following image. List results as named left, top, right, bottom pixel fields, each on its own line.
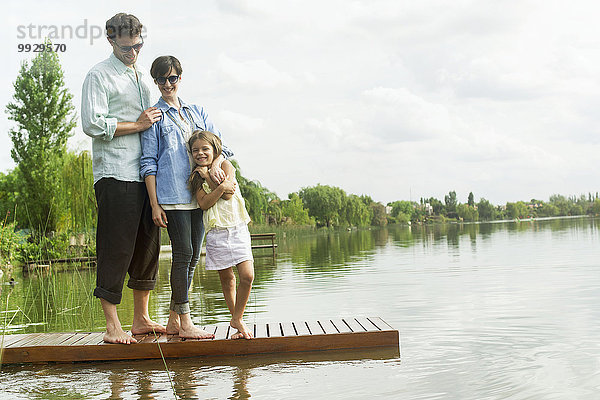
left=1, top=330, right=399, bottom=364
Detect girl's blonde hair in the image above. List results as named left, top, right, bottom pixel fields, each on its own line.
left=188, top=130, right=223, bottom=195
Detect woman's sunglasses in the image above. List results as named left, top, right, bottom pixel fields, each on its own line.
left=155, top=75, right=180, bottom=85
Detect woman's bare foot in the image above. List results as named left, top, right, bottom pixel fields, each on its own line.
left=104, top=327, right=137, bottom=344
left=166, top=311, right=181, bottom=335
left=230, top=319, right=253, bottom=340
left=179, top=325, right=215, bottom=339
left=131, top=316, right=167, bottom=335
left=178, top=313, right=214, bottom=339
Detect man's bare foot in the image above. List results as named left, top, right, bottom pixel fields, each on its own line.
left=179, top=325, right=215, bottom=339
left=230, top=319, right=253, bottom=340
left=131, top=316, right=167, bottom=335
left=104, top=328, right=137, bottom=344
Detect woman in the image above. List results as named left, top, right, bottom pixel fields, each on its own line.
left=140, top=56, right=233, bottom=339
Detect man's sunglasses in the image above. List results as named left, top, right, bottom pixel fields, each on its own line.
left=155, top=75, right=180, bottom=85
left=111, top=37, right=144, bottom=53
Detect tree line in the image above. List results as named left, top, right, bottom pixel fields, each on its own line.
left=388, top=191, right=600, bottom=224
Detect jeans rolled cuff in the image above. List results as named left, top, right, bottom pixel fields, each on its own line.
left=170, top=299, right=190, bottom=315
left=127, top=278, right=156, bottom=291
left=93, top=286, right=122, bottom=305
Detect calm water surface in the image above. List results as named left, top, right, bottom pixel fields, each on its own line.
left=1, top=217, right=599, bottom=399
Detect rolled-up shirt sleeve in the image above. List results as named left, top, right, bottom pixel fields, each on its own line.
left=81, top=72, right=117, bottom=141
left=140, top=120, right=160, bottom=179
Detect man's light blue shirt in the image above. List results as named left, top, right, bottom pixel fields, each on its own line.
left=140, top=97, right=234, bottom=205
left=81, top=53, right=154, bottom=183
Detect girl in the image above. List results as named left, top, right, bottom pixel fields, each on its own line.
left=188, top=130, right=255, bottom=340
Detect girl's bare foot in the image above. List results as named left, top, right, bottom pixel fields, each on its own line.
left=230, top=319, right=253, bottom=340
left=104, top=327, right=137, bottom=344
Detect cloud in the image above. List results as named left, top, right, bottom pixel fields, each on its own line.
left=361, top=87, right=453, bottom=141
left=216, top=54, right=295, bottom=90
left=217, top=109, right=265, bottom=137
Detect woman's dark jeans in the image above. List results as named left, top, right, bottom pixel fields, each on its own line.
left=165, top=208, right=204, bottom=314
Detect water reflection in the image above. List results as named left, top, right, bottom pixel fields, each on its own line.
left=2, top=217, right=600, bottom=399
left=0, top=348, right=399, bottom=399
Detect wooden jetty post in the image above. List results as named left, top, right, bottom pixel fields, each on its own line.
left=250, top=233, right=277, bottom=257
left=0, top=317, right=399, bottom=364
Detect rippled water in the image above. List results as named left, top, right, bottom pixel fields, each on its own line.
left=1, top=217, right=600, bottom=399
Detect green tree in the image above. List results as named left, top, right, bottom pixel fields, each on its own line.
left=444, top=191, right=457, bottom=217
left=388, top=200, right=414, bottom=223
left=457, top=203, right=478, bottom=222
left=427, top=197, right=445, bottom=216
left=537, top=202, right=558, bottom=217
left=0, top=168, right=22, bottom=227
left=369, top=202, right=388, bottom=226
left=549, top=194, right=569, bottom=216
left=6, top=44, right=76, bottom=235
left=591, top=199, right=600, bottom=215
left=281, top=192, right=314, bottom=225
left=344, top=194, right=371, bottom=226
left=477, top=198, right=496, bottom=221
left=299, top=184, right=345, bottom=227
left=506, top=201, right=528, bottom=219
left=57, top=151, right=96, bottom=231
left=468, top=192, right=475, bottom=207
left=231, top=160, right=280, bottom=224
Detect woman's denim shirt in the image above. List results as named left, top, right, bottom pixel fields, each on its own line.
left=140, top=97, right=233, bottom=204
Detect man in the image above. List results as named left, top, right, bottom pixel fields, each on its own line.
left=81, top=13, right=165, bottom=344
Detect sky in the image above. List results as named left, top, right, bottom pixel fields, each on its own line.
left=2, top=0, right=600, bottom=206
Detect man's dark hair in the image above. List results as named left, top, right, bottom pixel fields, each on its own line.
left=150, top=56, right=183, bottom=79
left=106, top=13, right=143, bottom=39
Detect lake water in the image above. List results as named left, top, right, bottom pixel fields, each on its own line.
left=1, top=217, right=600, bottom=399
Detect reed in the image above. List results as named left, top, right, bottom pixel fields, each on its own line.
left=151, top=326, right=178, bottom=399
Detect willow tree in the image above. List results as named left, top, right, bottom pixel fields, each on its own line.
left=6, top=43, right=76, bottom=235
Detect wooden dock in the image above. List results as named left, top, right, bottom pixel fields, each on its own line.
left=250, top=233, right=278, bottom=257
left=0, top=317, right=398, bottom=364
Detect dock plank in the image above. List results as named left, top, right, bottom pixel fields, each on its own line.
left=79, top=332, right=106, bottom=346
left=6, top=333, right=45, bottom=348
left=255, top=323, right=267, bottom=339
left=267, top=323, right=282, bottom=337
left=203, top=325, right=217, bottom=337
left=1, top=334, right=30, bottom=348
left=293, top=321, right=311, bottom=336
left=155, top=334, right=171, bottom=344
left=306, top=320, right=324, bottom=335
left=281, top=322, right=296, bottom=337
left=0, top=317, right=399, bottom=364
left=136, top=333, right=159, bottom=344
left=355, top=317, right=380, bottom=332
left=343, top=318, right=367, bottom=333
left=319, top=320, right=338, bottom=334
left=21, top=333, right=66, bottom=347
left=331, top=318, right=352, bottom=334
left=369, top=317, right=395, bottom=330
left=214, top=325, right=229, bottom=341
left=59, top=333, right=92, bottom=346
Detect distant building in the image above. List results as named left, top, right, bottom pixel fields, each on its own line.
left=424, top=202, right=433, bottom=215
